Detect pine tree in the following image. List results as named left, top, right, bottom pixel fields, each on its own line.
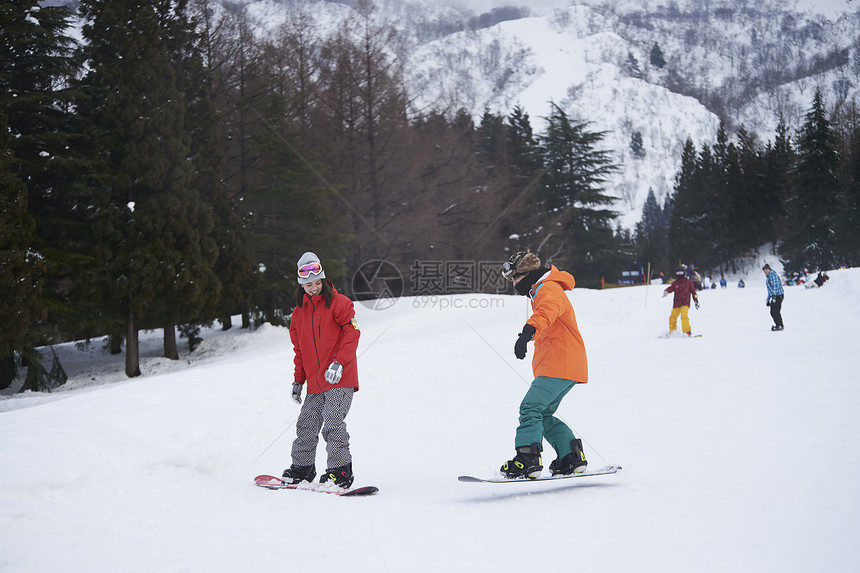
left=77, top=0, right=222, bottom=376
left=840, top=116, right=860, bottom=265
left=506, top=105, right=542, bottom=180
left=475, top=108, right=507, bottom=170
left=247, top=101, right=346, bottom=325
left=199, top=2, right=269, bottom=328
left=630, top=131, right=646, bottom=158
left=0, top=0, right=78, bottom=389
left=668, top=138, right=698, bottom=265
left=637, top=189, right=662, bottom=244
left=662, top=191, right=674, bottom=229
left=711, top=122, right=739, bottom=263
left=626, top=52, right=642, bottom=78
left=764, top=115, right=795, bottom=240
left=0, top=112, right=45, bottom=389
left=531, top=103, right=620, bottom=286
left=735, top=125, right=777, bottom=250
left=635, top=188, right=669, bottom=276
left=495, top=105, right=543, bottom=253
left=695, top=144, right=722, bottom=266
left=669, top=135, right=736, bottom=270
left=161, top=0, right=252, bottom=345
left=780, top=88, right=841, bottom=270
left=650, top=42, right=666, bottom=69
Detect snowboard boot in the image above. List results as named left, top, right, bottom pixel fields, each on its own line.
left=501, top=443, right=543, bottom=479
left=549, top=438, right=588, bottom=476
left=320, top=463, right=354, bottom=489
left=281, top=464, right=316, bottom=485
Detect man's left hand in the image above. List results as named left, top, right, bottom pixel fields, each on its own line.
left=514, top=324, right=537, bottom=360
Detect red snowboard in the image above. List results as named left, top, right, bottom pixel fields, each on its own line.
left=254, top=474, right=378, bottom=496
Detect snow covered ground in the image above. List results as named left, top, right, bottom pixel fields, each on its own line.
left=2, top=266, right=859, bottom=572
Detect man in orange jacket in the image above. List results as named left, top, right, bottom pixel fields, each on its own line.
left=499, top=251, right=589, bottom=479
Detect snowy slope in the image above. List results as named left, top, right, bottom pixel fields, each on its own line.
left=407, top=5, right=722, bottom=226
left=2, top=266, right=859, bottom=572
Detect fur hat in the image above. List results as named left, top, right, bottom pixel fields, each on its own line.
left=503, top=250, right=542, bottom=279
left=297, top=251, right=326, bottom=285
left=515, top=252, right=542, bottom=275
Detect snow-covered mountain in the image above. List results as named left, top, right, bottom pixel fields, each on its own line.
left=233, top=0, right=859, bottom=229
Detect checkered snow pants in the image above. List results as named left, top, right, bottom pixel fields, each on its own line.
left=291, top=386, right=354, bottom=469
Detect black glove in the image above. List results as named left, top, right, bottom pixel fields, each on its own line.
left=514, top=324, right=537, bottom=360
left=694, top=299, right=700, bottom=310
left=766, top=297, right=772, bottom=307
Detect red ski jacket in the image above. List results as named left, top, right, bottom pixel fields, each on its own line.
left=289, top=283, right=360, bottom=394
left=665, top=276, right=698, bottom=308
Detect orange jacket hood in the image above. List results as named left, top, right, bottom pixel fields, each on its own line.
left=525, top=265, right=588, bottom=383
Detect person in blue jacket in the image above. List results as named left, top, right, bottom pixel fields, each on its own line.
left=762, top=263, right=784, bottom=331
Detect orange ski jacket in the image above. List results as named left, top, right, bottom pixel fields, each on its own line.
left=524, top=266, right=588, bottom=383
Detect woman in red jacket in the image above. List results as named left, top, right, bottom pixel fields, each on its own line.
left=281, top=252, right=361, bottom=489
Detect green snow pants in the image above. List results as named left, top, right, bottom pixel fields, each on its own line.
left=515, top=376, right=579, bottom=457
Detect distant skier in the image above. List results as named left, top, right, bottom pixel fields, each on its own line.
left=762, top=263, right=784, bottom=331
left=499, top=251, right=589, bottom=479
left=282, top=252, right=361, bottom=488
left=813, top=272, right=829, bottom=288
left=663, top=266, right=699, bottom=337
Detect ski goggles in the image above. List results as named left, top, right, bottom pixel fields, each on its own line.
left=502, top=251, right=529, bottom=279
left=298, top=262, right=323, bottom=279
left=501, top=261, right=518, bottom=279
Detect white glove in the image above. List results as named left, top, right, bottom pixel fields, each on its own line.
left=291, top=382, right=303, bottom=405
left=324, top=361, right=343, bottom=385
left=662, top=291, right=668, bottom=298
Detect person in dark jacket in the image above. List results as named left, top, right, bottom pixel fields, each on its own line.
left=663, top=266, right=699, bottom=336
left=281, top=252, right=361, bottom=488
left=763, top=263, right=784, bottom=331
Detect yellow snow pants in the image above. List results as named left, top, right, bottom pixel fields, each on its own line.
left=669, top=306, right=691, bottom=334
